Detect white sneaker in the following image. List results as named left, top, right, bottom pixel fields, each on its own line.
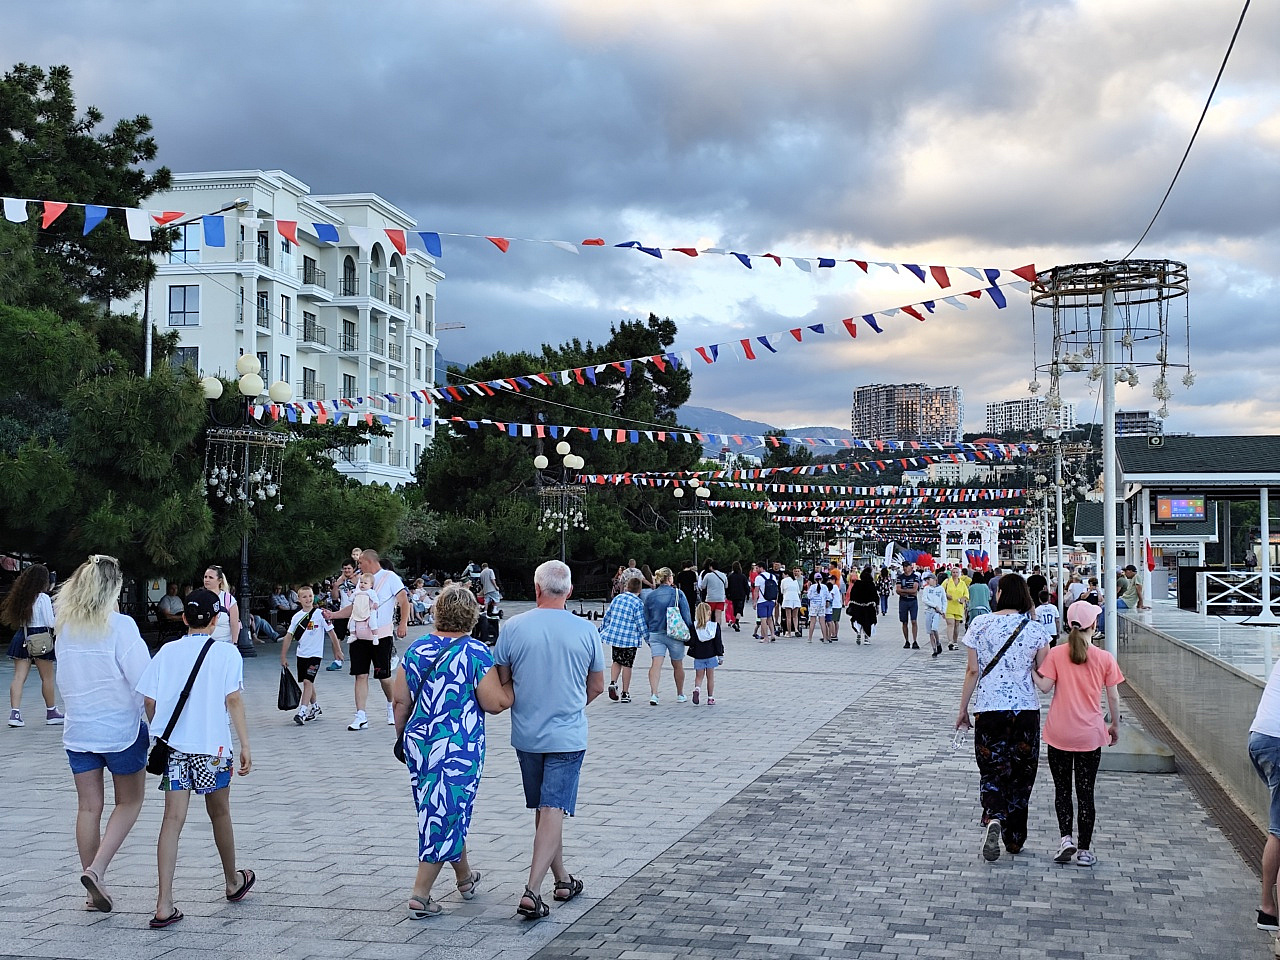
left=675, top=694, right=687, bottom=703
left=1075, top=849, right=1096, bottom=867
left=387, top=703, right=396, bottom=725
left=1054, top=836, right=1077, bottom=864
left=348, top=711, right=368, bottom=731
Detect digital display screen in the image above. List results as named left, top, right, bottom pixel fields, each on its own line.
left=1157, top=495, right=1206, bottom=522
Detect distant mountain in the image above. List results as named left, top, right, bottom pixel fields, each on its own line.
left=676, top=405, right=853, bottom=459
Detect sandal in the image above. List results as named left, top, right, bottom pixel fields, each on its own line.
left=80, top=868, right=113, bottom=913
left=408, top=895, right=442, bottom=919
left=225, top=868, right=256, bottom=902
left=553, top=875, right=584, bottom=902
left=516, top=885, right=550, bottom=920
left=149, top=908, right=183, bottom=929
left=456, top=870, right=481, bottom=901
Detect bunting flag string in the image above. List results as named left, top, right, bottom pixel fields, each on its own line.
left=0, top=194, right=1036, bottom=286
left=689, top=483, right=1025, bottom=498
left=766, top=514, right=1022, bottom=524
left=701, top=500, right=1027, bottom=514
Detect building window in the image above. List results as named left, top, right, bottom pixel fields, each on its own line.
left=279, top=355, right=290, bottom=384
left=169, top=224, right=201, bottom=264
left=238, top=285, right=245, bottom=324
left=414, top=442, right=421, bottom=467
left=256, top=232, right=270, bottom=267
left=256, top=291, right=270, bottom=328
left=342, top=374, right=357, bottom=400
left=342, top=256, right=357, bottom=296
left=341, top=318, right=357, bottom=351
left=280, top=295, right=291, bottom=335
left=167, top=285, right=200, bottom=326
left=414, top=347, right=422, bottom=380
left=171, top=346, right=199, bottom=372
left=302, top=366, right=318, bottom=398
left=256, top=352, right=269, bottom=379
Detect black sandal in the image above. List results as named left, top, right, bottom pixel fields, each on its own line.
left=553, top=875, right=584, bottom=902
left=516, top=885, right=550, bottom=920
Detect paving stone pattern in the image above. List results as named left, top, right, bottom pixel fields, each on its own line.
left=0, top=606, right=1268, bottom=960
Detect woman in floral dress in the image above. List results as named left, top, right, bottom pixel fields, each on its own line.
left=392, top=584, right=512, bottom=918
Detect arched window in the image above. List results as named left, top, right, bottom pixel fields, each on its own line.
left=414, top=296, right=422, bottom=330
left=342, top=256, right=357, bottom=296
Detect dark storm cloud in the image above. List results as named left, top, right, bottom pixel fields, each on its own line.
left=2, top=0, right=1275, bottom=434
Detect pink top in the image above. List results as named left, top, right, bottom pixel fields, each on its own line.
left=1040, top=644, right=1125, bottom=751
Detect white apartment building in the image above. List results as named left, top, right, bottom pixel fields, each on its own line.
left=850, top=383, right=964, bottom=443
left=1115, top=409, right=1162, bottom=437
left=116, top=170, right=442, bottom=487
left=984, top=397, right=1075, bottom=435
left=924, top=461, right=992, bottom=485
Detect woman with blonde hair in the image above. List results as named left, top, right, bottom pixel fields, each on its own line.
left=393, top=583, right=512, bottom=918
left=202, top=565, right=241, bottom=646
left=1033, top=600, right=1123, bottom=867
left=641, top=567, right=692, bottom=706
left=54, top=554, right=153, bottom=912
left=3, top=563, right=63, bottom=727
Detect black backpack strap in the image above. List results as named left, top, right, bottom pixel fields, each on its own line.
left=979, top=616, right=1029, bottom=680
left=160, top=639, right=216, bottom=743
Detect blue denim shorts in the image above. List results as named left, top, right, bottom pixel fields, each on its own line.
left=647, top=632, right=685, bottom=661
left=66, top=721, right=149, bottom=776
left=516, top=749, right=585, bottom=816
left=693, top=656, right=719, bottom=670
left=1249, top=732, right=1280, bottom=836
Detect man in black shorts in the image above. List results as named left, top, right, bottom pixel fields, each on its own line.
left=896, top=561, right=922, bottom=650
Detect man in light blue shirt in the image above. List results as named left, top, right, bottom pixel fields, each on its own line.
left=494, top=560, right=605, bottom=920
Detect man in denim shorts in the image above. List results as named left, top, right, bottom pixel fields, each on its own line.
left=495, top=560, right=605, bottom=920
left=1249, top=665, right=1280, bottom=932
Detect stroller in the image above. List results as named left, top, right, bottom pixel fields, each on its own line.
left=472, top=596, right=502, bottom=646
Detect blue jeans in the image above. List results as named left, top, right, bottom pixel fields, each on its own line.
left=516, top=749, right=585, bottom=816
left=1250, top=732, right=1280, bottom=836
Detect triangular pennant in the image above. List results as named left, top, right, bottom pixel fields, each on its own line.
left=124, top=207, right=151, bottom=240
left=384, top=229, right=407, bottom=255
left=862, top=314, right=883, bottom=334
left=842, top=318, right=857, bottom=338
left=546, top=240, right=579, bottom=254
left=928, top=265, right=951, bottom=288
left=42, top=201, right=68, bottom=228
left=903, top=263, right=927, bottom=282
left=731, top=252, right=752, bottom=269
left=347, top=225, right=375, bottom=250
left=277, top=219, right=299, bottom=245
left=581, top=238, right=605, bottom=246
left=82, top=205, right=108, bottom=235
left=312, top=222, right=340, bottom=244
left=152, top=210, right=185, bottom=226
left=1011, top=263, right=1038, bottom=283
left=2, top=198, right=29, bottom=222
left=486, top=236, right=510, bottom=252
left=791, top=258, right=812, bottom=272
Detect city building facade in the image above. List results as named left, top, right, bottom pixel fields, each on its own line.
left=115, top=170, right=441, bottom=487
left=850, top=383, right=964, bottom=443
left=1115, top=409, right=1163, bottom=437
left=984, top=396, right=1076, bottom=435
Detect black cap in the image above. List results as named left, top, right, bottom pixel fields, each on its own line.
left=1123, top=564, right=1138, bottom=572
left=184, top=588, right=222, bottom=628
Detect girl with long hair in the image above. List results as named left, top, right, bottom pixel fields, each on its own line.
left=3, top=563, right=63, bottom=726
left=55, top=554, right=153, bottom=911
left=1033, top=600, right=1123, bottom=867
left=202, top=565, right=241, bottom=646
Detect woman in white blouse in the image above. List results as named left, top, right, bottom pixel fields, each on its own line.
left=2, top=563, right=63, bottom=727
left=56, top=555, right=153, bottom=912
left=203, top=565, right=241, bottom=645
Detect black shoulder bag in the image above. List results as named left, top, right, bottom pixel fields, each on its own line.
left=979, top=615, right=1030, bottom=680
left=147, top=639, right=216, bottom=776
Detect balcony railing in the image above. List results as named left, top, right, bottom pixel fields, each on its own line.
left=300, top=380, right=326, bottom=401
left=388, top=288, right=403, bottom=309
left=370, top=336, right=386, bottom=356
left=339, top=332, right=359, bottom=351
left=299, top=264, right=327, bottom=288
left=302, top=319, right=327, bottom=346
left=370, top=278, right=386, bottom=301
left=369, top=447, right=386, bottom=464
left=256, top=244, right=270, bottom=267
left=340, top=276, right=359, bottom=296
left=388, top=343, right=403, bottom=363
left=256, top=305, right=270, bottom=329
left=388, top=448, right=404, bottom=467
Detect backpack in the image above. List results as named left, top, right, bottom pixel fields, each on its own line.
left=763, top=574, right=779, bottom=602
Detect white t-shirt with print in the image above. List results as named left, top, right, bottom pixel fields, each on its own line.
left=963, top=612, right=1052, bottom=713
left=211, top=591, right=237, bottom=644
left=1034, top=602, right=1061, bottom=635
left=369, top=568, right=406, bottom=636
left=136, top=634, right=245, bottom=758
left=59, top=611, right=152, bottom=753
left=286, top=607, right=332, bottom=659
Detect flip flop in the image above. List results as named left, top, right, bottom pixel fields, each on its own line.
left=80, top=869, right=113, bottom=913
left=149, top=908, right=183, bottom=929
left=225, top=868, right=256, bottom=902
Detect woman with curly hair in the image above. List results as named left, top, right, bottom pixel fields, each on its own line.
left=54, top=554, right=153, bottom=912
left=3, top=563, right=63, bottom=727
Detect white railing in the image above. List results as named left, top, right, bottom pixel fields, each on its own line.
left=1197, top=571, right=1280, bottom=619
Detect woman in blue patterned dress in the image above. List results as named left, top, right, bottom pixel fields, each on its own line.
left=392, top=584, right=512, bottom=919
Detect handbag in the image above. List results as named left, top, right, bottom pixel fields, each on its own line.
left=147, top=639, right=216, bottom=776
left=665, top=603, right=690, bottom=642
left=23, top=626, right=54, bottom=658
left=394, top=637, right=463, bottom=764
left=979, top=615, right=1030, bottom=680
left=278, top=666, right=302, bottom=711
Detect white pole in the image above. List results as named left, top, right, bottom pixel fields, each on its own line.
left=1262, top=486, right=1274, bottom=621
left=142, top=284, right=152, bottom=377
left=1055, top=441, right=1065, bottom=621
left=1102, top=286, right=1119, bottom=656
left=1141, top=487, right=1152, bottom=606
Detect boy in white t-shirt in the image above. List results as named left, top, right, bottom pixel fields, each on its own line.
left=1034, top=589, right=1061, bottom=643
left=279, top=585, right=338, bottom=725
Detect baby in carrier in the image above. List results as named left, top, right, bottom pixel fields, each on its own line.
left=350, top=572, right=381, bottom=643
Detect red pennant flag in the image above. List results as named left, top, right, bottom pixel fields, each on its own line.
left=842, top=318, right=857, bottom=338
left=41, top=201, right=68, bottom=228
left=535, top=425, right=544, bottom=437
left=486, top=237, right=510, bottom=252
left=477, top=382, right=495, bottom=396
left=1011, top=263, right=1038, bottom=282
left=152, top=211, right=185, bottom=225
left=964, top=289, right=983, bottom=298
left=852, top=260, right=869, bottom=272
left=505, top=378, right=520, bottom=391
left=385, top=229, right=407, bottom=255
left=763, top=253, right=781, bottom=266
left=573, top=368, right=585, bottom=385
left=901, top=305, right=926, bottom=321
left=695, top=347, right=717, bottom=364
left=670, top=247, right=699, bottom=257
left=739, top=339, right=757, bottom=360
left=581, top=238, right=605, bottom=246
left=789, top=328, right=804, bottom=342
left=649, top=355, right=667, bottom=372
left=364, top=413, right=374, bottom=425
left=277, top=220, right=299, bottom=245
left=928, top=265, right=951, bottom=288
left=317, top=406, right=329, bottom=424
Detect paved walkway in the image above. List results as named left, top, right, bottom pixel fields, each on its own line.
left=0, top=606, right=1269, bottom=959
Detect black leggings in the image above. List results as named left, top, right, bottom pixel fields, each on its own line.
left=1047, top=746, right=1102, bottom=849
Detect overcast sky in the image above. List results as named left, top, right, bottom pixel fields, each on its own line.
left=3, top=0, right=1276, bottom=434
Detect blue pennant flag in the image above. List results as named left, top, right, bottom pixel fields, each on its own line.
left=638, top=245, right=662, bottom=259
left=666, top=354, right=680, bottom=370
left=466, top=420, right=478, bottom=429
left=986, top=286, right=1007, bottom=308
left=922, top=301, right=936, bottom=313
left=508, top=424, right=518, bottom=436
left=285, top=406, right=297, bottom=422
left=418, top=232, right=442, bottom=257
left=807, top=324, right=825, bottom=334
left=202, top=215, right=226, bottom=247
left=731, top=252, right=752, bottom=269
left=903, top=263, right=926, bottom=282
left=629, top=431, right=639, bottom=443
left=862, top=314, right=883, bottom=334
left=756, top=337, right=777, bottom=354
left=984, top=268, right=1002, bottom=284
left=590, top=428, right=600, bottom=440
left=584, top=367, right=597, bottom=384
left=549, top=425, right=561, bottom=438
left=83, top=205, right=108, bottom=235
left=312, top=223, right=340, bottom=244
left=516, top=377, right=533, bottom=389
left=623, top=360, right=633, bottom=377
left=818, top=258, right=836, bottom=268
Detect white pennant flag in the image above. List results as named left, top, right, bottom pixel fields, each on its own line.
left=791, top=258, right=812, bottom=272
left=125, top=208, right=153, bottom=240
left=3, top=198, right=29, bottom=222
left=346, top=225, right=375, bottom=250
left=546, top=240, right=579, bottom=255
left=942, top=296, right=968, bottom=311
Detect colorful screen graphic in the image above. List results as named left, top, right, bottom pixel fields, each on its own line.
left=1156, top=495, right=1206, bottom=522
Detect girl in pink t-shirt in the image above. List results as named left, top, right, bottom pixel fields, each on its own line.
left=1033, top=600, right=1124, bottom=867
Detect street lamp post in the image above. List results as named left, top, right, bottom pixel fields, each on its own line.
left=202, top=354, right=292, bottom=657
left=534, top=442, right=588, bottom=563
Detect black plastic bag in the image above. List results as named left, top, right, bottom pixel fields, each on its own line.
left=278, top=667, right=301, bottom=711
